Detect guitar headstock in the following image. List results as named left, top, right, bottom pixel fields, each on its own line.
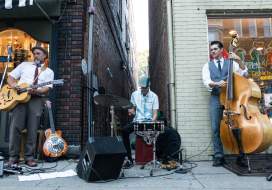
left=52, top=79, right=64, bottom=86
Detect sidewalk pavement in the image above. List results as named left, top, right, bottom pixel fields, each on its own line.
left=0, top=159, right=271, bottom=190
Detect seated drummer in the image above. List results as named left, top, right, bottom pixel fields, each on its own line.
left=122, top=76, right=159, bottom=169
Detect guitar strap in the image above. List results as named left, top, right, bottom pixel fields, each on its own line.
left=33, top=64, right=47, bottom=85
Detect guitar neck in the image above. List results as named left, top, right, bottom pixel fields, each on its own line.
left=30, top=81, right=53, bottom=89
left=18, top=82, right=52, bottom=93
left=47, top=106, right=56, bottom=134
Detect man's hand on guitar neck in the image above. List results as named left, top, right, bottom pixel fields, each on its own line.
left=28, top=88, right=39, bottom=95
left=28, top=87, right=50, bottom=95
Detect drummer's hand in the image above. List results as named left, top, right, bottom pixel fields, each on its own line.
left=128, top=108, right=135, bottom=116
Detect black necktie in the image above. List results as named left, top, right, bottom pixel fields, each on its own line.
left=217, top=60, right=222, bottom=73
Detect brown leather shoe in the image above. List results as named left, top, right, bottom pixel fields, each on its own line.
left=25, top=160, right=37, bottom=167
left=7, top=160, right=19, bottom=166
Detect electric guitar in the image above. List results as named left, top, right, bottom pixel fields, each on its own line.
left=0, top=79, right=64, bottom=111
left=43, top=100, right=68, bottom=158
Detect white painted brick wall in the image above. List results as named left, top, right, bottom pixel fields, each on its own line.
left=172, top=0, right=272, bottom=160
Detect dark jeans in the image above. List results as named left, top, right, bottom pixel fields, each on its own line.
left=121, top=122, right=134, bottom=162
left=210, top=95, right=224, bottom=159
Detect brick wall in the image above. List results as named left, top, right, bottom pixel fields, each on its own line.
left=56, top=0, right=86, bottom=146
left=171, top=0, right=272, bottom=160
left=56, top=0, right=134, bottom=146
left=149, top=0, right=170, bottom=122
left=81, top=0, right=133, bottom=143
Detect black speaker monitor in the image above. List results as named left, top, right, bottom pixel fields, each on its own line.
left=77, top=136, right=126, bottom=182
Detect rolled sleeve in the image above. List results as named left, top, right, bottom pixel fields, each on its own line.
left=45, top=71, right=54, bottom=88
left=153, top=94, right=159, bottom=110
left=8, top=62, right=23, bottom=79
left=233, top=61, right=248, bottom=77
left=202, top=63, right=213, bottom=91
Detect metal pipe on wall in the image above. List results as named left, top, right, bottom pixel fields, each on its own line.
left=166, top=0, right=177, bottom=130
left=87, top=0, right=95, bottom=141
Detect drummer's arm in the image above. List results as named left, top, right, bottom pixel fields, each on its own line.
left=152, top=109, right=158, bottom=121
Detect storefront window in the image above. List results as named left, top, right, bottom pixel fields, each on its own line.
left=208, top=17, right=272, bottom=118
left=0, top=29, right=49, bottom=74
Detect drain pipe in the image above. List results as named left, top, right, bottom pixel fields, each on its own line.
left=87, top=0, right=95, bottom=141
left=166, top=0, right=177, bottom=130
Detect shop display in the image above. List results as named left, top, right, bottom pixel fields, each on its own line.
left=0, top=29, right=49, bottom=75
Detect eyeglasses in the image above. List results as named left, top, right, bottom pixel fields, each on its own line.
left=210, top=48, right=219, bottom=51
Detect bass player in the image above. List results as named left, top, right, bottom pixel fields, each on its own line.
left=7, top=46, right=54, bottom=167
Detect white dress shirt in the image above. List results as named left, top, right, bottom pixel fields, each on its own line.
left=202, top=58, right=248, bottom=91
left=9, top=61, right=54, bottom=88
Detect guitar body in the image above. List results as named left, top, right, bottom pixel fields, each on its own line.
left=43, top=128, right=68, bottom=158
left=0, top=83, right=30, bottom=111
left=0, top=79, right=64, bottom=111
left=43, top=100, right=68, bottom=158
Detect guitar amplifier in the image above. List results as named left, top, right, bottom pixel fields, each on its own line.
left=76, top=136, right=126, bottom=182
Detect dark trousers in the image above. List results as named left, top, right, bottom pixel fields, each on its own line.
left=210, top=95, right=224, bottom=159
left=9, top=97, right=44, bottom=161
left=121, top=123, right=134, bottom=162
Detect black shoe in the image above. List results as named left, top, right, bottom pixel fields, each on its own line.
left=7, top=160, right=19, bottom=167
left=236, top=157, right=247, bottom=168
left=123, top=160, right=134, bottom=169
left=220, top=157, right=226, bottom=165
left=212, top=159, right=223, bottom=167
left=25, top=159, right=38, bottom=167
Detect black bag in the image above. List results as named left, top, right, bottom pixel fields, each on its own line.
left=156, top=127, right=181, bottom=161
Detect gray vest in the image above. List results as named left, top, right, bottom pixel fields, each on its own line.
left=209, top=59, right=229, bottom=96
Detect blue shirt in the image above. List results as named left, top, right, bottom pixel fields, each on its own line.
left=130, top=89, right=159, bottom=122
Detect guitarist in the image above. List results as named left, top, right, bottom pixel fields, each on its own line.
left=6, top=46, right=54, bottom=167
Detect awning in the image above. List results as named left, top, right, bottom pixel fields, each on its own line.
left=0, top=0, right=62, bottom=19
left=0, top=0, right=33, bottom=9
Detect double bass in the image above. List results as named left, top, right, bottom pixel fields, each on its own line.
left=219, top=32, right=272, bottom=156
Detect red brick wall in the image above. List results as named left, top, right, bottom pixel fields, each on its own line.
left=56, top=0, right=134, bottom=146
left=56, top=0, right=86, bottom=145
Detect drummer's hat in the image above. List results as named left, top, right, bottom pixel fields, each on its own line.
left=139, top=76, right=150, bottom=88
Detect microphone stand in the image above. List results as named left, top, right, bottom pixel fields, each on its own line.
left=0, top=61, right=8, bottom=89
